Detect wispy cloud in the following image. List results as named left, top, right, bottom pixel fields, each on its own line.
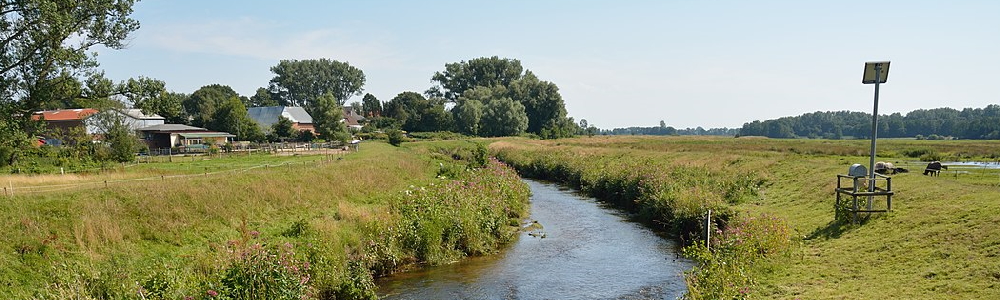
left=142, top=18, right=399, bottom=69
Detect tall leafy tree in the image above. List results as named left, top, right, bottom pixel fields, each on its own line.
left=138, top=91, right=188, bottom=124
left=480, top=98, right=528, bottom=137
left=312, top=93, right=349, bottom=142
left=247, top=87, right=278, bottom=108
left=207, top=96, right=263, bottom=141
left=427, top=56, right=523, bottom=101
left=1, top=0, right=139, bottom=164
left=184, top=84, right=240, bottom=128
left=453, top=99, right=484, bottom=136
left=361, top=93, right=382, bottom=117
left=268, top=59, right=365, bottom=107
left=510, top=71, right=568, bottom=135
left=1, top=0, right=139, bottom=107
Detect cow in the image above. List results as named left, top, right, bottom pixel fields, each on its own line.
left=923, top=161, right=948, bottom=176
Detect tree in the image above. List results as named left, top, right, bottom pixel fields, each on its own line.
left=312, top=93, right=349, bottom=143
left=269, top=116, right=296, bottom=142
left=185, top=84, right=240, bottom=128
left=268, top=59, right=365, bottom=107
left=509, top=71, right=567, bottom=135
left=453, top=99, right=484, bottom=136
left=383, top=91, right=450, bottom=132
left=481, top=98, right=528, bottom=137
left=361, top=93, right=382, bottom=117
left=1, top=1, right=139, bottom=165
left=1, top=0, right=140, bottom=108
left=248, top=87, right=278, bottom=108
left=428, top=56, right=524, bottom=101
left=89, top=109, right=141, bottom=163
left=207, top=96, right=263, bottom=141
left=139, top=91, right=189, bottom=124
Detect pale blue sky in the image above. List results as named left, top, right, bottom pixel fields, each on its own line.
left=96, top=0, right=1000, bottom=128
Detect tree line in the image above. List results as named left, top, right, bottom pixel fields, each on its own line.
left=737, top=105, right=1000, bottom=140
left=600, top=120, right=739, bottom=136
left=0, top=0, right=578, bottom=167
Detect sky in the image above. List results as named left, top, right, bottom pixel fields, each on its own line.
left=95, top=0, right=1000, bottom=129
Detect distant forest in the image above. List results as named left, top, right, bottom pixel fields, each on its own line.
left=602, top=121, right=740, bottom=136
left=737, top=104, right=1000, bottom=140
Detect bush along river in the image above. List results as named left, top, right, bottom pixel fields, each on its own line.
left=377, top=179, right=691, bottom=299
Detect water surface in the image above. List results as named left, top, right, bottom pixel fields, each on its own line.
left=377, top=180, right=691, bottom=300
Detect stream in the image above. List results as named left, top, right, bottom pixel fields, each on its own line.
left=376, top=179, right=692, bottom=300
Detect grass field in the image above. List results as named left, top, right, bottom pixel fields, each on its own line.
left=491, top=135, right=1000, bottom=299
left=1, top=140, right=528, bottom=299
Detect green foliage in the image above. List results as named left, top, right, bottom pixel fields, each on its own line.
left=360, top=93, right=382, bottom=118
left=217, top=242, right=311, bottom=300
left=740, top=105, right=1000, bottom=140
left=0, top=0, right=140, bottom=109
left=208, top=96, right=264, bottom=141
left=428, top=56, right=524, bottom=101
left=311, top=93, right=350, bottom=143
left=268, top=58, right=366, bottom=107
left=429, top=56, right=572, bottom=137
left=452, top=99, right=484, bottom=136
left=383, top=91, right=453, bottom=132
left=386, top=129, right=404, bottom=146
left=247, top=87, right=279, bottom=108
left=481, top=98, right=528, bottom=137
left=269, top=116, right=297, bottom=142
left=185, top=84, right=240, bottom=128
left=683, top=214, right=791, bottom=300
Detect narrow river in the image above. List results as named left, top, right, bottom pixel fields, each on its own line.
left=377, top=179, right=692, bottom=300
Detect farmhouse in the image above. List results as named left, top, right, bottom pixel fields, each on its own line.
left=343, top=106, right=365, bottom=130
left=247, top=106, right=315, bottom=133
left=136, top=124, right=235, bottom=151
left=32, top=108, right=99, bottom=135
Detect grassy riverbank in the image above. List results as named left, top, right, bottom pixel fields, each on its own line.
left=491, top=136, right=1000, bottom=299
left=1, top=141, right=529, bottom=299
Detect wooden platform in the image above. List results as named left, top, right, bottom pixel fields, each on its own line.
left=835, top=173, right=894, bottom=223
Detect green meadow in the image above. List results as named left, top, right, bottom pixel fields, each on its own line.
left=491, top=136, right=1000, bottom=299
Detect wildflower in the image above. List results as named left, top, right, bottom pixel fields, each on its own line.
left=249, top=230, right=260, bottom=239
left=207, top=289, right=218, bottom=297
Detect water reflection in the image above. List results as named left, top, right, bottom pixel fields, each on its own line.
left=377, top=180, right=691, bottom=300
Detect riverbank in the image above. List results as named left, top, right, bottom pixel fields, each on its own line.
left=491, top=136, right=1000, bottom=299
left=1, top=141, right=529, bottom=299
left=379, top=179, right=691, bottom=299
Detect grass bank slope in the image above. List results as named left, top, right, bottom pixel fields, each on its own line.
left=1, top=141, right=529, bottom=299
left=492, top=136, right=1000, bottom=299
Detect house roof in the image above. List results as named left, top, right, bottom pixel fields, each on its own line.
left=137, top=124, right=208, bottom=132
left=247, top=106, right=314, bottom=129
left=120, top=109, right=165, bottom=120
left=178, top=132, right=236, bottom=138
left=32, top=108, right=99, bottom=121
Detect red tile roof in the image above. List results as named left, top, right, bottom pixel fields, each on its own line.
left=32, top=109, right=99, bottom=121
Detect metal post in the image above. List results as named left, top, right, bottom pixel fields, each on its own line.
left=867, top=63, right=882, bottom=211
left=704, top=209, right=712, bottom=250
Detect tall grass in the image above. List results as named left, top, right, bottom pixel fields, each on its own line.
left=0, top=141, right=529, bottom=299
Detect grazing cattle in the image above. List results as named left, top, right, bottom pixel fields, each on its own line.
left=923, top=161, right=948, bottom=176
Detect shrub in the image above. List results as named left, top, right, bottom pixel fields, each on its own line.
left=217, top=242, right=312, bottom=300
left=683, top=213, right=790, bottom=300
left=386, top=130, right=404, bottom=147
